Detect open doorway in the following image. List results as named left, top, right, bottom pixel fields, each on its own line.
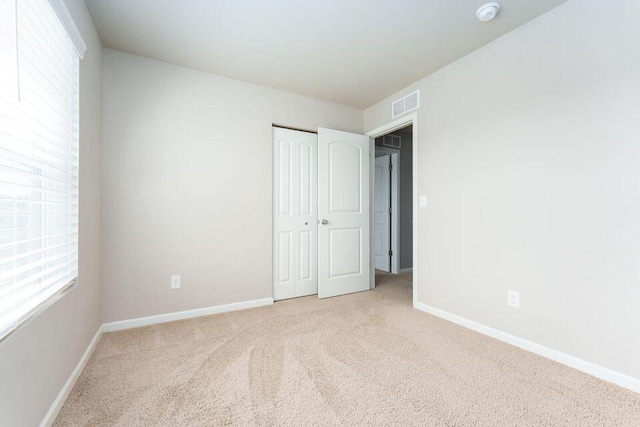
left=373, top=125, right=413, bottom=277
left=374, top=151, right=396, bottom=273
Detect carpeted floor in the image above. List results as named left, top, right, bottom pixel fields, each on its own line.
left=54, top=272, right=640, bottom=426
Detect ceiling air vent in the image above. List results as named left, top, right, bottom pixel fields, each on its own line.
left=382, top=134, right=401, bottom=149
left=391, top=90, right=420, bottom=119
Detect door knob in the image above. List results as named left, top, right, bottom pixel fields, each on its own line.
left=321, top=219, right=329, bottom=225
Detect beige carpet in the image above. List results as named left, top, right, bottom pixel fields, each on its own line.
left=55, top=273, right=640, bottom=426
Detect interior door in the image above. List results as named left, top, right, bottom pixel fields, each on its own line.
left=273, top=127, right=318, bottom=301
left=374, top=155, right=391, bottom=272
left=318, top=128, right=370, bottom=298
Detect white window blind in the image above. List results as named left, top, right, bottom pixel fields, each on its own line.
left=0, top=0, right=80, bottom=341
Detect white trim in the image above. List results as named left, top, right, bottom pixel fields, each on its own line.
left=398, top=268, right=413, bottom=274
left=0, top=280, right=77, bottom=345
left=39, top=325, right=103, bottom=427
left=47, top=0, right=87, bottom=59
left=366, top=113, right=418, bottom=307
left=390, top=152, right=400, bottom=275
left=103, top=298, right=274, bottom=332
left=413, top=302, right=640, bottom=394
left=272, top=127, right=279, bottom=299
left=367, top=113, right=418, bottom=139
left=40, top=297, right=275, bottom=425
left=369, top=139, right=375, bottom=289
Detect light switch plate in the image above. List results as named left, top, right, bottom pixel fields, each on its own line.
left=419, top=195, right=427, bottom=208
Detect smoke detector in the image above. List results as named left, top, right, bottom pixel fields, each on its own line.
left=476, top=2, right=501, bottom=22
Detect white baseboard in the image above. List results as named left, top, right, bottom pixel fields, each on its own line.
left=398, top=268, right=413, bottom=274
left=39, top=297, right=274, bottom=425
left=413, top=301, right=640, bottom=394
left=40, top=325, right=103, bottom=427
left=40, top=298, right=638, bottom=427
left=103, top=297, right=274, bottom=332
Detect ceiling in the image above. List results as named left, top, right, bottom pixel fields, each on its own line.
left=85, top=0, right=569, bottom=109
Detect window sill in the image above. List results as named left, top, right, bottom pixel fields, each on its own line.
left=0, top=278, right=78, bottom=346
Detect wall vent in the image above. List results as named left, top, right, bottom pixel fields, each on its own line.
left=382, top=134, right=401, bottom=149
left=391, top=90, right=420, bottom=119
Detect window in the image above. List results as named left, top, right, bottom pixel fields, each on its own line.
left=0, top=0, right=84, bottom=341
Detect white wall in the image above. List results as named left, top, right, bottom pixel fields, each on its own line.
left=0, top=0, right=103, bottom=425
left=364, top=0, right=640, bottom=379
left=101, top=49, right=363, bottom=322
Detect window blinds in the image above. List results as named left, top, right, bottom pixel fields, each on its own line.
left=0, top=0, right=80, bottom=341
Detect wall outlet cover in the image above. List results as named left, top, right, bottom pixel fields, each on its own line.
left=171, top=275, right=181, bottom=289
left=508, top=290, right=519, bottom=308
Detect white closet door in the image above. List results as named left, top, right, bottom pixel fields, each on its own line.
left=317, top=128, right=370, bottom=298
left=374, top=155, right=391, bottom=272
left=273, top=128, right=318, bottom=301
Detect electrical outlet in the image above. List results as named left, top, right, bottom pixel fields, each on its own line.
left=171, top=275, right=181, bottom=289
left=507, top=290, right=519, bottom=308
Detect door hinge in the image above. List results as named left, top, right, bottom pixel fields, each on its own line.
left=389, top=164, right=393, bottom=171
left=389, top=250, right=393, bottom=257
left=389, top=207, right=392, bottom=214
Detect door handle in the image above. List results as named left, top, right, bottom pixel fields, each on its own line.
left=321, top=219, right=329, bottom=225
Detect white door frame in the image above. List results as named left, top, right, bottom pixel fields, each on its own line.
left=374, top=148, right=400, bottom=275
left=366, top=113, right=418, bottom=308
left=390, top=152, right=400, bottom=275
